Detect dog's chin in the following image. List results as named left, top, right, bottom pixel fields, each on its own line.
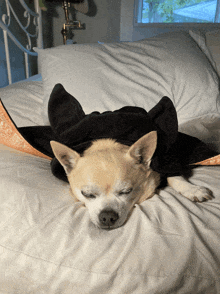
left=91, top=218, right=126, bottom=230
left=98, top=221, right=125, bottom=230
left=97, top=221, right=125, bottom=230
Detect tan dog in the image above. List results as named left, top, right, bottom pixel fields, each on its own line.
left=51, top=131, right=213, bottom=229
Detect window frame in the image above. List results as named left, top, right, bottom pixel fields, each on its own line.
left=134, top=0, right=220, bottom=27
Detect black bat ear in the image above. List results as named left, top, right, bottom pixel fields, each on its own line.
left=149, top=97, right=178, bottom=150
left=48, top=83, right=85, bottom=139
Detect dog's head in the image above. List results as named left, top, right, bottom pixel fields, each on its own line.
left=51, top=131, right=159, bottom=229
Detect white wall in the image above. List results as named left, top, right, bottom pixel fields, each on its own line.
left=120, top=0, right=134, bottom=41
left=52, top=0, right=121, bottom=46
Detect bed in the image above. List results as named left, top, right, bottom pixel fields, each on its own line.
left=1, top=1, right=220, bottom=293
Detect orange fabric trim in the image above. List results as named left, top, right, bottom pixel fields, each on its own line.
left=0, top=100, right=51, bottom=160
left=192, top=154, right=220, bottom=166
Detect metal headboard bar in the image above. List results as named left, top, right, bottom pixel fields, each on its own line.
left=0, top=0, right=43, bottom=85
left=34, top=0, right=43, bottom=49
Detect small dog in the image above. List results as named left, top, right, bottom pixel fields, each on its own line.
left=51, top=131, right=213, bottom=230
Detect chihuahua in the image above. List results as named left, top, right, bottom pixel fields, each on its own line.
left=50, top=131, right=213, bottom=230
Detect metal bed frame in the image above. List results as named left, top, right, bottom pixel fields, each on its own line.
left=0, top=0, right=43, bottom=85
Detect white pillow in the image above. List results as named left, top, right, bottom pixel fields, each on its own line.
left=35, top=32, right=220, bottom=125
left=179, top=113, right=220, bottom=153
left=0, top=81, right=45, bottom=127
left=189, top=30, right=218, bottom=71
left=205, top=29, right=220, bottom=77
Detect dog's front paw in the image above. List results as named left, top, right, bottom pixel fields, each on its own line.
left=185, top=186, right=213, bottom=202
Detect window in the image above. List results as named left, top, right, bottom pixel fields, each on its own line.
left=136, top=0, right=220, bottom=23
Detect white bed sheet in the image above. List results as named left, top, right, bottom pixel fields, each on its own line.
left=17, top=74, right=42, bottom=83
left=0, top=80, right=44, bottom=127
left=0, top=146, right=220, bottom=293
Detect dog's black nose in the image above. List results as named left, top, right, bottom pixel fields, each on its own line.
left=99, top=210, right=119, bottom=227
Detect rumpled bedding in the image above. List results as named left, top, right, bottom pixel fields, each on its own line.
left=0, top=81, right=220, bottom=293
left=0, top=147, right=220, bottom=293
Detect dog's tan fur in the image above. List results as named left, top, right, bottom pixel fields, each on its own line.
left=51, top=131, right=213, bottom=229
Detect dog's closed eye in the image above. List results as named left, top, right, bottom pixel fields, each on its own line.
left=118, top=187, right=133, bottom=196
left=81, top=190, right=96, bottom=199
